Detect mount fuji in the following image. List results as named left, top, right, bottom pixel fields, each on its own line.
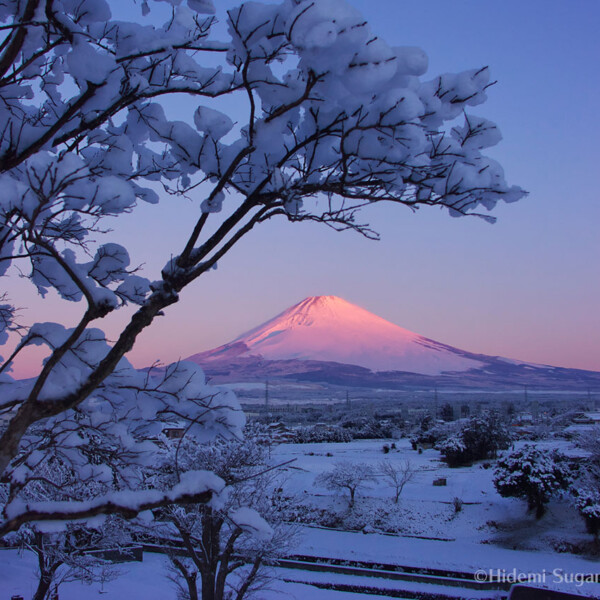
left=186, top=296, right=600, bottom=390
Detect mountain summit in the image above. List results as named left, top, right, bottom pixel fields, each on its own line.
left=191, top=295, right=482, bottom=375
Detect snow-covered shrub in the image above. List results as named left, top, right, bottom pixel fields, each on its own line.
left=342, top=501, right=404, bottom=534
left=438, top=413, right=511, bottom=467
left=437, top=435, right=468, bottom=467
left=294, top=424, right=353, bottom=443
left=410, top=424, right=452, bottom=450
left=339, top=415, right=398, bottom=440
left=440, top=403, right=455, bottom=422
left=419, top=415, right=435, bottom=431
left=574, top=491, right=600, bottom=539
left=493, top=445, right=571, bottom=519
left=574, top=426, right=600, bottom=481
left=462, top=413, right=511, bottom=457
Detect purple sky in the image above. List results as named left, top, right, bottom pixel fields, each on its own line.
left=6, top=0, right=600, bottom=377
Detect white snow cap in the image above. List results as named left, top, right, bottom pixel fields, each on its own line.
left=229, top=507, right=274, bottom=541
left=194, top=106, right=234, bottom=140
left=392, top=46, right=428, bottom=76
left=188, top=0, right=215, bottom=14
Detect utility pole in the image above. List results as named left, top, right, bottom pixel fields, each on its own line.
left=587, top=388, right=595, bottom=411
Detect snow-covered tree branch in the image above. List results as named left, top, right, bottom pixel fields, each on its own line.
left=0, top=0, right=524, bottom=534
left=141, top=433, right=293, bottom=600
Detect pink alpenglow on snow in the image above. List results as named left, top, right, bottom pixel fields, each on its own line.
left=194, top=296, right=482, bottom=376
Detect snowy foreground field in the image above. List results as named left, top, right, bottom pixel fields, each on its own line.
left=0, top=549, right=375, bottom=600
left=2, top=439, right=600, bottom=599
left=273, top=438, right=587, bottom=546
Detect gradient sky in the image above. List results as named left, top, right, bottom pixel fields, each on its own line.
left=5, top=0, right=600, bottom=377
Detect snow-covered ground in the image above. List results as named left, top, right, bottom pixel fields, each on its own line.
left=0, top=549, right=391, bottom=600
left=3, top=528, right=599, bottom=599
left=291, top=527, right=600, bottom=596
left=2, top=438, right=598, bottom=599
left=272, top=438, right=589, bottom=547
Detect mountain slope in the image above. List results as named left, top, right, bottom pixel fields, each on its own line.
left=186, top=296, right=600, bottom=390
left=229, top=296, right=481, bottom=375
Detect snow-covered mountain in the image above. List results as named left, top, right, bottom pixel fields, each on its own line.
left=202, top=295, right=481, bottom=375
left=186, top=296, right=600, bottom=390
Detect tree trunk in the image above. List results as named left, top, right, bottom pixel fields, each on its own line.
left=235, top=556, right=262, bottom=600
left=32, top=537, right=60, bottom=600
left=172, top=557, right=199, bottom=600
left=188, top=577, right=199, bottom=600
left=535, top=501, right=545, bottom=520
left=215, top=528, right=242, bottom=600
left=32, top=572, right=54, bottom=600
left=526, top=492, right=546, bottom=520
left=200, top=506, right=223, bottom=600
left=201, top=570, right=217, bottom=600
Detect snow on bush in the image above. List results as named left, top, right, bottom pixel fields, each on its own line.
left=437, top=413, right=511, bottom=467
left=574, top=491, right=600, bottom=538
left=493, top=445, right=571, bottom=519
